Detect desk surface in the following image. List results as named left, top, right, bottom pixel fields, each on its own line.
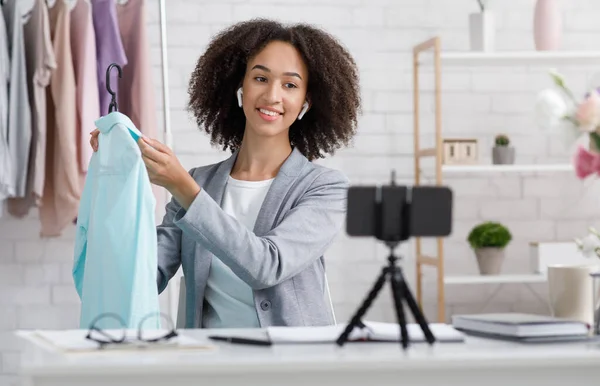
left=15, top=328, right=600, bottom=386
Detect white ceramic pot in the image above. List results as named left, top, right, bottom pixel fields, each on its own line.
left=469, top=12, right=495, bottom=52
left=547, top=264, right=600, bottom=327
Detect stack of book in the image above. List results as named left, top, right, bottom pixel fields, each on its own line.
left=451, top=313, right=591, bottom=343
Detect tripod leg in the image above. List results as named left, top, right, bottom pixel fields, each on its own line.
left=397, top=268, right=436, bottom=345
left=390, top=270, right=409, bottom=349
left=336, top=267, right=388, bottom=346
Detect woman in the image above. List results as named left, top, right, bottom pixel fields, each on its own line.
left=91, top=18, right=361, bottom=329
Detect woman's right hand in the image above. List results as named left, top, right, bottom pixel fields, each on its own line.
left=90, top=129, right=100, bottom=152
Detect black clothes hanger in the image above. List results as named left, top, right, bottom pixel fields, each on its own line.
left=106, top=63, right=122, bottom=113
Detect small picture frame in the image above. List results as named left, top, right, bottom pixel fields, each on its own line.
left=442, top=138, right=478, bottom=165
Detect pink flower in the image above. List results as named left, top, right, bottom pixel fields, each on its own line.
left=575, top=90, right=600, bottom=132
left=574, top=145, right=600, bottom=179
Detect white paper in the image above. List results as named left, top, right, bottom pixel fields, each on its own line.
left=33, top=329, right=215, bottom=352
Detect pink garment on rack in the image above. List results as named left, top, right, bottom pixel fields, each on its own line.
left=6, top=0, right=56, bottom=217
left=71, top=0, right=100, bottom=175
left=117, top=0, right=164, bottom=223
left=41, top=1, right=81, bottom=237
left=116, top=0, right=157, bottom=140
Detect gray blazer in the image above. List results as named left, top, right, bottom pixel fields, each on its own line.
left=156, top=147, right=348, bottom=328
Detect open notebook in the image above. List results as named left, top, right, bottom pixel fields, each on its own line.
left=263, top=321, right=465, bottom=344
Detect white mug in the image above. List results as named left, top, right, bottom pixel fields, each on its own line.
left=547, top=264, right=600, bottom=328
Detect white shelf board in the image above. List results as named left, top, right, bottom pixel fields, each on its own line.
left=444, top=274, right=547, bottom=285
left=442, top=163, right=573, bottom=173
left=421, top=51, right=600, bottom=66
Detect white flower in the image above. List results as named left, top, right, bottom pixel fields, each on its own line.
left=575, top=234, right=600, bottom=259
left=535, top=88, right=568, bottom=128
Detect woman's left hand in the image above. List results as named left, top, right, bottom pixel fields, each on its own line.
left=137, top=136, right=201, bottom=209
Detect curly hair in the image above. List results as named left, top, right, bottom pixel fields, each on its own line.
left=187, top=18, right=361, bottom=161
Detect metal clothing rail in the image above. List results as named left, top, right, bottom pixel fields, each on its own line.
left=156, top=0, right=180, bottom=320
left=158, top=0, right=171, bottom=150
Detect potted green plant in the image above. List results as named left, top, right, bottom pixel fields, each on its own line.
left=492, top=134, right=515, bottom=165
left=467, top=221, right=512, bottom=275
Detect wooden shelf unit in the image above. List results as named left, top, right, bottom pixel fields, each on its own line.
left=411, top=37, right=600, bottom=323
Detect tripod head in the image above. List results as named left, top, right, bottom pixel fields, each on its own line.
left=384, top=241, right=401, bottom=266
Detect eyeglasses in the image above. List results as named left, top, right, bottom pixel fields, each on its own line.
left=85, top=312, right=178, bottom=349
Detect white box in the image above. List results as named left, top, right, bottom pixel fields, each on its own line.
left=529, top=241, right=592, bottom=275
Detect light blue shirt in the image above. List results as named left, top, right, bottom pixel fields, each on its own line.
left=73, top=112, right=160, bottom=330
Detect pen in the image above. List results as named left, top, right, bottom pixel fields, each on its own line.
left=208, top=335, right=272, bottom=346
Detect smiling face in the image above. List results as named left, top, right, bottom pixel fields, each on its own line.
left=240, top=40, right=310, bottom=140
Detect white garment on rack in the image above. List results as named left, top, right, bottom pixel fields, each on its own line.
left=2, top=0, right=33, bottom=199
left=6, top=0, right=56, bottom=218
left=0, top=4, right=14, bottom=210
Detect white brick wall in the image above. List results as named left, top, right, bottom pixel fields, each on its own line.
left=3, top=0, right=600, bottom=384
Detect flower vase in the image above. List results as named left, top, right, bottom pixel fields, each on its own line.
left=533, top=0, right=562, bottom=51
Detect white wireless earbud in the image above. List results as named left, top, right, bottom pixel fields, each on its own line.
left=298, top=101, right=309, bottom=120
left=236, top=87, right=243, bottom=107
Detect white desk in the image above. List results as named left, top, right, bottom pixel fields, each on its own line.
left=15, top=328, right=600, bottom=386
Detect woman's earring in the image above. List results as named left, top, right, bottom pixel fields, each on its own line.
left=236, top=88, right=243, bottom=107
left=298, top=101, right=309, bottom=120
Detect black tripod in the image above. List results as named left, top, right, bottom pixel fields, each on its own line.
left=336, top=240, right=436, bottom=349
left=339, top=170, right=452, bottom=350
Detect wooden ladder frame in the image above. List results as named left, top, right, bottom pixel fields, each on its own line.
left=412, top=36, right=445, bottom=322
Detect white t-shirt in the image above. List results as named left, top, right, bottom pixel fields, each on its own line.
left=202, top=175, right=274, bottom=328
